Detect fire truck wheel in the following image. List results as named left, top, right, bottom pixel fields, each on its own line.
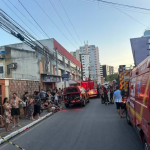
left=126, top=111, right=131, bottom=125
left=143, top=136, right=148, bottom=150
left=65, top=104, right=69, bottom=108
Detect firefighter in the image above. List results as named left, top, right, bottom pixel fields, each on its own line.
left=110, top=86, right=114, bottom=104
left=103, top=87, right=109, bottom=105
left=99, top=87, right=104, bottom=104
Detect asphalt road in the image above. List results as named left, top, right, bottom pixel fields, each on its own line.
left=0, top=98, right=143, bottom=150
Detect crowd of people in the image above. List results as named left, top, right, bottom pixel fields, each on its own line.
left=99, top=85, right=115, bottom=104
left=0, top=87, right=63, bottom=132
left=99, top=85, right=125, bottom=118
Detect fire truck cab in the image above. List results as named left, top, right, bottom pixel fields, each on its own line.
left=126, top=56, right=150, bottom=150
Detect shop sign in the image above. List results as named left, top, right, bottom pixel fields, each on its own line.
left=43, top=76, right=61, bottom=82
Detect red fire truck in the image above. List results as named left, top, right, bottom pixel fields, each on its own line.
left=126, top=56, right=150, bottom=150
left=81, top=80, right=98, bottom=98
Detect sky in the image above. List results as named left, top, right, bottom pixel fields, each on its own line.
left=0, top=0, right=150, bottom=72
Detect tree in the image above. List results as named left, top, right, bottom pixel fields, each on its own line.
left=105, top=73, right=118, bottom=82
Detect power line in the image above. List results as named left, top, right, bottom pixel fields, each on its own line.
left=113, top=6, right=148, bottom=28
left=59, top=0, right=82, bottom=44
left=33, top=0, right=77, bottom=49
left=85, top=0, right=150, bottom=12
left=18, top=0, right=50, bottom=39
left=48, top=0, right=79, bottom=47
left=7, top=0, right=46, bottom=38
left=1, top=0, right=41, bottom=39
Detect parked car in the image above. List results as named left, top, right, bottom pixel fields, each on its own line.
left=63, top=86, right=90, bottom=108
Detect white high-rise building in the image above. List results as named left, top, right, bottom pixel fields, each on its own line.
left=81, top=53, right=90, bottom=80
left=100, top=64, right=103, bottom=77
left=79, top=44, right=101, bottom=84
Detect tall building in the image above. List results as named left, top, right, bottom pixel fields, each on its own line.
left=130, top=30, right=150, bottom=66
left=70, top=50, right=81, bottom=62
left=100, top=64, right=103, bottom=77
left=81, top=53, right=90, bottom=80
left=102, top=65, right=109, bottom=77
left=109, top=66, right=114, bottom=75
left=79, top=44, right=101, bottom=84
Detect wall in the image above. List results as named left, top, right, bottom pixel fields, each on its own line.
left=11, top=48, right=40, bottom=80
left=53, top=39, right=81, bottom=67
left=130, top=36, right=150, bottom=66
left=8, top=79, right=40, bottom=99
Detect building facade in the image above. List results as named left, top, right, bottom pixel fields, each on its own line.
left=81, top=53, right=90, bottom=80
left=0, top=38, right=82, bottom=90
left=70, top=50, right=81, bottom=62
left=130, top=31, right=150, bottom=66
left=109, top=66, right=114, bottom=75
left=79, top=44, right=101, bottom=84
left=102, top=65, right=109, bottom=77
left=100, top=64, right=103, bottom=77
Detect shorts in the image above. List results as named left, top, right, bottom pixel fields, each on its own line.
left=116, top=102, right=125, bottom=109
left=58, top=96, right=61, bottom=99
left=11, top=108, right=20, bottom=116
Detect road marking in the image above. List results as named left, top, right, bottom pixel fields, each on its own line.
left=0, top=136, right=25, bottom=150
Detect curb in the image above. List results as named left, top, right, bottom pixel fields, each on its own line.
left=0, top=112, right=52, bottom=145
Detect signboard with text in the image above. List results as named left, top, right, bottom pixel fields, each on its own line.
left=43, top=76, right=61, bottom=82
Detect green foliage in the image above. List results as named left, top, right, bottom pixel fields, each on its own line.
left=105, top=73, right=118, bottom=82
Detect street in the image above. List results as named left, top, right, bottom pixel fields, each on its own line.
left=0, top=98, right=143, bottom=150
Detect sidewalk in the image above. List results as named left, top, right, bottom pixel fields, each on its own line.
left=0, top=103, right=65, bottom=143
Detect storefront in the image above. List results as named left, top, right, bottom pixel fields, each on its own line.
left=41, top=74, right=61, bottom=90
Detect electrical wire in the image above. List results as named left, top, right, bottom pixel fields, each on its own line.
left=34, top=0, right=77, bottom=49
left=18, top=0, right=50, bottom=39
left=113, top=6, right=148, bottom=28
left=59, top=0, right=82, bottom=44
left=1, top=0, right=41, bottom=39
left=48, top=0, right=79, bottom=47
left=7, top=0, right=46, bottom=38
left=83, top=0, right=150, bottom=12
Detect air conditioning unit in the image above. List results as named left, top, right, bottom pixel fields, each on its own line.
left=0, top=54, right=5, bottom=59
left=9, top=63, right=17, bottom=69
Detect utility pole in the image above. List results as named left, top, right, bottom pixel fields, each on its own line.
left=80, top=54, right=83, bottom=81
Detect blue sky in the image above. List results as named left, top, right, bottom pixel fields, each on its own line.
left=0, top=0, right=150, bottom=71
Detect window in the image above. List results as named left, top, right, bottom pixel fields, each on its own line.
left=0, top=66, right=4, bottom=73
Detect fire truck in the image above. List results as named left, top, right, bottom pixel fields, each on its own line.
left=118, top=65, right=131, bottom=105
left=81, top=80, right=98, bottom=98
left=126, top=56, right=150, bottom=150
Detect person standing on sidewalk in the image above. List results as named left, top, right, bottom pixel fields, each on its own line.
left=23, top=92, right=28, bottom=118
left=3, top=97, right=12, bottom=131
left=10, top=93, right=23, bottom=128
left=34, top=92, right=41, bottom=119
left=27, top=95, right=35, bottom=121
left=114, top=86, right=125, bottom=118
left=57, top=88, right=62, bottom=104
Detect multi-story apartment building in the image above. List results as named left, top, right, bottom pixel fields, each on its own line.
left=109, top=66, right=114, bottom=75
left=79, top=44, right=101, bottom=84
left=70, top=50, right=81, bottom=62
left=81, top=53, right=90, bottom=80
left=102, top=65, right=109, bottom=77
left=130, top=30, right=150, bottom=66
left=100, top=64, right=103, bottom=77
left=0, top=38, right=82, bottom=90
